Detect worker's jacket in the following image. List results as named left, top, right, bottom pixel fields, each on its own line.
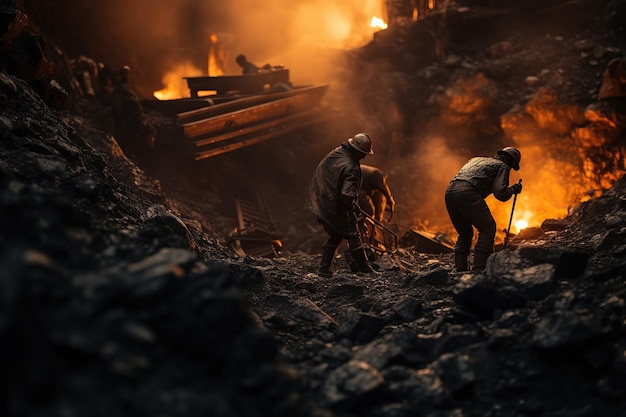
left=307, top=143, right=362, bottom=235
left=448, top=155, right=515, bottom=202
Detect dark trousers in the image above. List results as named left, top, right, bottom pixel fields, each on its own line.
left=445, top=185, right=496, bottom=255
left=321, top=222, right=363, bottom=250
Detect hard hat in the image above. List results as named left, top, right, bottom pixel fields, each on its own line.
left=348, top=133, right=374, bottom=155
left=498, top=146, right=521, bottom=170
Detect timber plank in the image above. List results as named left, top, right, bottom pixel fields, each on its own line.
left=193, top=111, right=328, bottom=160
left=181, top=90, right=327, bottom=139
left=190, top=109, right=322, bottom=148
left=177, top=84, right=328, bottom=125
left=184, top=69, right=289, bottom=97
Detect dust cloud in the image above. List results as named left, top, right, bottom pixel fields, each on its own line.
left=398, top=137, right=470, bottom=234
left=218, top=0, right=384, bottom=84
left=22, top=0, right=605, bottom=245
left=22, top=0, right=386, bottom=95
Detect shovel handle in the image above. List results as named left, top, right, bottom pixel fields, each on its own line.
left=504, top=179, right=522, bottom=248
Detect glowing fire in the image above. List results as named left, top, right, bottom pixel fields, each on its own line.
left=153, top=62, right=203, bottom=101
left=514, top=219, right=528, bottom=233
left=370, top=16, right=388, bottom=30
left=208, top=33, right=228, bottom=77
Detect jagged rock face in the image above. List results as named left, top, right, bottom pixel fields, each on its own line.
left=0, top=72, right=319, bottom=417
left=0, top=0, right=64, bottom=108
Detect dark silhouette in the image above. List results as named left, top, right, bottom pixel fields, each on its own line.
left=445, top=147, right=522, bottom=272
left=306, top=133, right=379, bottom=277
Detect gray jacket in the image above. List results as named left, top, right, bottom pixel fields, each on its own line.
left=449, top=155, right=514, bottom=201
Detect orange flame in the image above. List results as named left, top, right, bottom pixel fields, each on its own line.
left=370, top=16, right=388, bottom=30
left=153, top=62, right=203, bottom=101
left=514, top=219, right=528, bottom=233
left=208, top=33, right=227, bottom=77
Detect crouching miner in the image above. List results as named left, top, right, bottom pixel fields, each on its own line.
left=307, top=133, right=378, bottom=277
left=445, top=147, right=523, bottom=272
left=359, top=164, right=395, bottom=223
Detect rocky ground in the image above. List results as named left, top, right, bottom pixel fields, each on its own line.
left=2, top=0, right=626, bottom=416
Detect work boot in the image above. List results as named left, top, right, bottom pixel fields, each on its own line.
left=454, top=252, right=468, bottom=272
left=344, top=249, right=360, bottom=272
left=472, top=251, right=491, bottom=272
left=350, top=246, right=380, bottom=274
left=319, top=244, right=337, bottom=277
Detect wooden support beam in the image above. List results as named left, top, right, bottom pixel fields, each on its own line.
left=177, top=84, right=328, bottom=125
left=180, top=86, right=328, bottom=139
left=189, top=109, right=321, bottom=148
left=193, top=111, right=328, bottom=160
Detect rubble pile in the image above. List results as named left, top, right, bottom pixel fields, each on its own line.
left=0, top=72, right=318, bottom=417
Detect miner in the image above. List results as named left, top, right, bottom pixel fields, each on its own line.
left=235, top=54, right=260, bottom=75
left=69, top=55, right=98, bottom=97
left=359, top=164, right=396, bottom=223
left=306, top=133, right=378, bottom=277
left=110, top=65, right=156, bottom=159
left=354, top=164, right=396, bottom=255
left=445, top=147, right=522, bottom=272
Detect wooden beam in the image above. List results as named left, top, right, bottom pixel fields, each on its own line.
left=184, top=69, right=290, bottom=97
left=181, top=88, right=328, bottom=139
left=190, top=109, right=322, bottom=148
left=177, top=84, right=329, bottom=125
left=193, top=112, right=328, bottom=160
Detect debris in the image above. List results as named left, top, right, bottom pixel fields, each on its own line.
left=229, top=187, right=282, bottom=258
left=399, top=229, right=454, bottom=254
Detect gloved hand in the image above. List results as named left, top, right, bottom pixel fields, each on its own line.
left=510, top=182, right=523, bottom=194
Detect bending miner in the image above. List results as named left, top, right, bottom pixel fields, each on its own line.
left=359, top=165, right=395, bottom=223
left=445, top=146, right=522, bottom=272
left=306, top=133, right=379, bottom=277
left=357, top=164, right=395, bottom=252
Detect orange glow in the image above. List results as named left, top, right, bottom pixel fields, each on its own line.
left=370, top=16, right=388, bottom=30
left=407, top=137, right=625, bottom=246
left=514, top=219, right=528, bottom=233
left=482, top=143, right=621, bottom=243
left=208, top=32, right=228, bottom=76
left=287, top=3, right=388, bottom=53
left=153, top=62, right=203, bottom=100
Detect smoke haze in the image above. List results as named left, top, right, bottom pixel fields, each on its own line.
left=22, top=0, right=385, bottom=94
left=20, top=0, right=614, bottom=247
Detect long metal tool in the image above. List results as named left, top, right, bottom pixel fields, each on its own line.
left=357, top=206, right=398, bottom=254
left=504, top=179, right=522, bottom=249
left=356, top=206, right=408, bottom=273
